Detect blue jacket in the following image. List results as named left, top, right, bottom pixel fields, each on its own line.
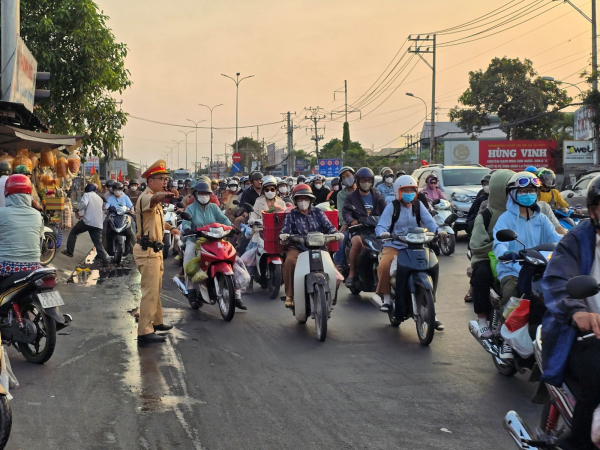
left=377, top=183, right=394, bottom=203
left=375, top=200, right=438, bottom=250
left=183, top=201, right=231, bottom=240
left=493, top=197, right=561, bottom=280
left=541, top=219, right=595, bottom=386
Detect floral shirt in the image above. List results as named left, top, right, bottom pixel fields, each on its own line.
left=281, top=206, right=337, bottom=252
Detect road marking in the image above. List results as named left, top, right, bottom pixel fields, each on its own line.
left=57, top=338, right=122, bottom=368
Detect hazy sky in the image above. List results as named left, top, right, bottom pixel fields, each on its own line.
left=95, top=0, right=591, bottom=171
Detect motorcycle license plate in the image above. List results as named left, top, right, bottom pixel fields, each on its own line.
left=37, top=292, right=64, bottom=308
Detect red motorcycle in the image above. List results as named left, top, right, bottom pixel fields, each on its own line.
left=173, top=220, right=238, bottom=321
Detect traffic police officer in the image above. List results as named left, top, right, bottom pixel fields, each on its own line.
left=134, top=160, right=180, bottom=343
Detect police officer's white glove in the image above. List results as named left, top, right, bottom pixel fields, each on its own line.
left=379, top=232, right=391, bottom=239
left=279, top=233, right=289, bottom=243
left=334, top=232, right=344, bottom=241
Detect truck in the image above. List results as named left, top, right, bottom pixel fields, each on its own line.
left=172, top=169, right=191, bottom=182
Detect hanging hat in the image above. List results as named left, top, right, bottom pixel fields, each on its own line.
left=142, top=159, right=168, bottom=179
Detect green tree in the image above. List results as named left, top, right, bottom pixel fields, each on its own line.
left=320, top=138, right=365, bottom=160
left=231, top=137, right=265, bottom=171
left=449, top=57, right=570, bottom=140
left=342, top=122, right=350, bottom=152
left=551, top=112, right=574, bottom=167
left=17, top=0, right=131, bottom=156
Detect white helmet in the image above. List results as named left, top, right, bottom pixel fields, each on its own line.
left=393, top=175, right=418, bottom=200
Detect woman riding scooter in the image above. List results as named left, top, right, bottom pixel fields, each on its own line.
left=280, top=184, right=342, bottom=308
left=182, top=181, right=246, bottom=311
left=250, top=175, right=286, bottom=222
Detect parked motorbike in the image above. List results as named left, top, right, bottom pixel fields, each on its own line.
left=173, top=214, right=238, bottom=321
left=40, top=213, right=60, bottom=266
left=106, top=206, right=134, bottom=265
left=430, top=199, right=458, bottom=256
left=469, top=229, right=555, bottom=376
left=284, top=232, right=340, bottom=342
left=553, top=207, right=587, bottom=231
left=374, top=227, right=439, bottom=346
left=504, top=275, right=600, bottom=449
left=162, top=204, right=178, bottom=259
left=249, top=218, right=283, bottom=299
left=0, top=266, right=71, bottom=364
left=342, top=206, right=381, bottom=295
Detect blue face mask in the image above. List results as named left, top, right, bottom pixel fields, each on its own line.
left=516, top=193, right=537, bottom=207
left=401, top=193, right=416, bottom=203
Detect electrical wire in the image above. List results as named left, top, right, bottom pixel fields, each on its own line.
left=129, top=115, right=284, bottom=130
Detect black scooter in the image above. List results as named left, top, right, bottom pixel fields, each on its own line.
left=106, top=206, right=135, bottom=265
left=342, top=205, right=382, bottom=295
left=374, top=227, right=439, bottom=346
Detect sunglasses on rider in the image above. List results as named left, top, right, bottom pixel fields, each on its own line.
left=264, top=188, right=276, bottom=192
left=515, top=176, right=541, bottom=188
left=429, top=179, right=438, bottom=184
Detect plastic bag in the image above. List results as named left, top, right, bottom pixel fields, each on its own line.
left=592, top=405, right=600, bottom=447
left=503, top=296, right=523, bottom=319
left=234, top=256, right=251, bottom=289
left=56, top=157, right=68, bottom=178
left=505, top=299, right=530, bottom=331
left=16, top=149, right=28, bottom=157
left=389, top=255, right=398, bottom=278
left=28, top=151, right=38, bottom=169
left=0, top=346, right=16, bottom=400
left=192, top=270, right=208, bottom=283
left=40, top=147, right=55, bottom=168
left=67, top=151, right=81, bottom=174
left=241, top=246, right=257, bottom=267
left=185, top=256, right=202, bottom=276
left=500, top=324, right=534, bottom=358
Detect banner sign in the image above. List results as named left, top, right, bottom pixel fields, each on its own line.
left=444, top=141, right=480, bottom=166
left=574, top=107, right=595, bottom=141
left=84, top=156, right=100, bottom=172
left=8, top=37, right=37, bottom=112
left=295, top=159, right=308, bottom=172
left=564, top=140, right=595, bottom=164
left=317, top=158, right=341, bottom=177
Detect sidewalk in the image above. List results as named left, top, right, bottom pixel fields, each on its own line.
left=52, top=222, right=95, bottom=282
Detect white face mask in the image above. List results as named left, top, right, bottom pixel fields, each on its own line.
left=287, top=181, right=293, bottom=188
left=196, top=194, right=210, bottom=204
left=360, top=182, right=372, bottom=191
left=229, top=185, right=238, bottom=191
left=297, top=200, right=310, bottom=211
left=333, top=185, right=340, bottom=191
left=385, top=176, right=393, bottom=185
left=483, top=185, right=490, bottom=194
left=265, top=191, right=276, bottom=199
left=114, top=190, right=123, bottom=197
left=314, top=182, right=322, bottom=190
left=279, top=186, right=288, bottom=194
left=130, top=186, right=137, bottom=191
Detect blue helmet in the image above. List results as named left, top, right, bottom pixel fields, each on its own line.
left=525, top=166, right=538, bottom=174
left=85, top=183, right=97, bottom=192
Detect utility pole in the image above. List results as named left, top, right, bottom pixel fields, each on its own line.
left=172, top=140, right=183, bottom=168
left=305, top=107, right=326, bottom=160
left=199, top=103, right=224, bottom=172
left=1, top=0, right=18, bottom=103
left=408, top=34, right=436, bottom=163
left=281, top=112, right=300, bottom=176
left=221, top=73, right=255, bottom=154
left=332, top=80, right=361, bottom=122
left=178, top=130, right=193, bottom=172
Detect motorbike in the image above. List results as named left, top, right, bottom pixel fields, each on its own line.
left=430, top=199, right=458, bottom=256
left=106, top=206, right=134, bottom=265
left=469, top=229, right=555, bottom=377
left=373, top=227, right=439, bottom=346
left=0, top=345, right=11, bottom=449
left=249, top=217, right=283, bottom=299
left=553, top=207, right=587, bottom=231
left=0, top=266, right=71, bottom=364
left=173, top=214, right=238, bottom=321
left=341, top=206, right=381, bottom=295
left=504, top=275, right=600, bottom=449
left=40, top=213, right=60, bottom=266
left=162, top=204, right=178, bottom=259
left=284, top=232, right=339, bottom=342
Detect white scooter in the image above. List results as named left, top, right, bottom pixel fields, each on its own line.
left=162, top=204, right=178, bottom=259
left=430, top=199, right=457, bottom=256
left=249, top=218, right=283, bottom=299
left=283, top=232, right=339, bottom=342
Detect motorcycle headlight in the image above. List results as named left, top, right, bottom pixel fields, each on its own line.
left=306, top=233, right=325, bottom=247
left=405, top=233, right=428, bottom=244
left=434, top=215, right=445, bottom=226
left=203, top=227, right=227, bottom=239
left=452, top=193, right=472, bottom=204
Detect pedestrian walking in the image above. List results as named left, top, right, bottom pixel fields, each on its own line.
left=62, top=183, right=110, bottom=264
left=133, top=159, right=179, bottom=343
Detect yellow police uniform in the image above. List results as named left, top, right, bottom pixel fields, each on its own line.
left=134, top=160, right=168, bottom=336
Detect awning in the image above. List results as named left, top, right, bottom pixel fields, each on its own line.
left=0, top=125, right=84, bottom=152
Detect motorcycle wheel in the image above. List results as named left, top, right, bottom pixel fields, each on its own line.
left=415, top=286, right=435, bottom=346
left=388, top=311, right=401, bottom=327
left=267, top=264, right=281, bottom=299
left=114, top=243, right=123, bottom=266
left=440, top=234, right=456, bottom=256
left=217, top=274, right=236, bottom=322
left=40, top=232, right=57, bottom=266
left=492, top=354, right=517, bottom=377
left=313, top=284, right=328, bottom=342
left=17, top=302, right=57, bottom=364
left=0, top=395, right=11, bottom=449
left=163, top=234, right=170, bottom=259
left=349, top=286, right=361, bottom=295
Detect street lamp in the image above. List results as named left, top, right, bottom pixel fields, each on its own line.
left=221, top=72, right=255, bottom=155
left=186, top=119, right=206, bottom=176
left=541, top=76, right=584, bottom=96
left=172, top=140, right=183, bottom=169
left=198, top=103, right=224, bottom=173
left=406, top=93, right=429, bottom=159
left=178, top=130, right=194, bottom=172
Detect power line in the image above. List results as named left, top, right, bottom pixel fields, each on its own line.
left=129, top=115, right=284, bottom=130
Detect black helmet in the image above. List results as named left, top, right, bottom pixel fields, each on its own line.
left=381, top=167, right=394, bottom=178
left=0, top=161, right=11, bottom=177
left=167, top=180, right=174, bottom=190
left=129, top=179, right=139, bottom=186
left=140, top=182, right=146, bottom=190
left=587, top=175, right=600, bottom=229
left=297, top=175, right=306, bottom=183
left=396, top=170, right=406, bottom=178
left=193, top=181, right=212, bottom=194
left=331, top=177, right=340, bottom=187
left=355, top=167, right=374, bottom=181
left=106, top=179, right=117, bottom=188
left=85, top=183, right=97, bottom=193
left=177, top=179, right=184, bottom=186
left=184, top=178, right=192, bottom=185
left=537, top=168, right=556, bottom=189
left=251, top=171, right=263, bottom=181
left=113, top=182, right=124, bottom=191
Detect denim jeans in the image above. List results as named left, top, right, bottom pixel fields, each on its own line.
left=334, top=230, right=349, bottom=265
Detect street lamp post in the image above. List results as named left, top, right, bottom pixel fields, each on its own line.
left=199, top=103, right=224, bottom=173
left=164, top=145, right=176, bottom=170
left=186, top=119, right=206, bottom=176
left=541, top=76, right=585, bottom=96
left=406, top=93, right=429, bottom=159
left=221, top=72, right=254, bottom=155
left=178, top=130, right=193, bottom=173
left=172, top=140, right=183, bottom=169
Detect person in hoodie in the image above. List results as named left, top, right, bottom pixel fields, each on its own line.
left=493, top=171, right=562, bottom=358
left=420, top=174, right=445, bottom=202
left=466, top=173, right=491, bottom=235
left=469, top=169, right=514, bottom=338
left=540, top=174, right=600, bottom=450
left=0, top=175, right=44, bottom=276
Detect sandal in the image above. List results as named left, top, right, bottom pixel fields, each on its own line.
left=285, top=297, right=294, bottom=308
left=344, top=277, right=354, bottom=288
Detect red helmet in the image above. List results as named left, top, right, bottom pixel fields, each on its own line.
left=5, top=174, right=32, bottom=196
left=291, top=183, right=315, bottom=201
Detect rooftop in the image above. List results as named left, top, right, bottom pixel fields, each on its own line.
left=420, top=121, right=507, bottom=141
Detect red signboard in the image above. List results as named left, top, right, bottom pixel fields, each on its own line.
left=232, top=152, right=242, bottom=163
left=478, top=140, right=556, bottom=171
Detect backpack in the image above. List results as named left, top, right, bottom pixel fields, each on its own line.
left=480, top=207, right=492, bottom=232
left=389, top=199, right=421, bottom=233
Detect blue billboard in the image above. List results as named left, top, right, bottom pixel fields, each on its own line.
left=317, top=158, right=341, bottom=177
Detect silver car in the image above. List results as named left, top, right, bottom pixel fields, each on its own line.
left=560, top=171, right=600, bottom=214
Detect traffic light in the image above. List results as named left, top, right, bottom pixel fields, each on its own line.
left=34, top=72, right=50, bottom=103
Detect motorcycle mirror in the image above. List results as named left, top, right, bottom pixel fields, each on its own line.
left=496, top=229, right=517, bottom=242
left=176, top=202, right=185, bottom=209
left=432, top=199, right=441, bottom=205
left=567, top=193, right=574, bottom=198
left=566, top=275, right=600, bottom=299
left=232, top=200, right=239, bottom=205
left=180, top=212, right=192, bottom=221
left=444, top=213, right=458, bottom=226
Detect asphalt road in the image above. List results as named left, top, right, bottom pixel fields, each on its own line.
left=5, top=239, right=540, bottom=450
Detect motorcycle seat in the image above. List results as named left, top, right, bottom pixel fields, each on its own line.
left=0, top=270, right=35, bottom=289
